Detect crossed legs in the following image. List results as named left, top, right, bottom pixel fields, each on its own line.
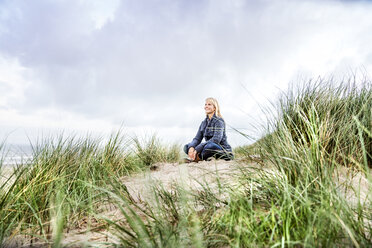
left=183, top=142, right=233, bottom=161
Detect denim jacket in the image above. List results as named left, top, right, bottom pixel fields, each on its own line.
left=189, top=114, right=232, bottom=153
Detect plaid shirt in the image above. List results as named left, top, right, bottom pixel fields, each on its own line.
left=189, top=114, right=232, bottom=153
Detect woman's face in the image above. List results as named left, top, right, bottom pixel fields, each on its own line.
left=204, top=101, right=216, bottom=115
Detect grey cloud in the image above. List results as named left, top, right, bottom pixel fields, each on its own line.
left=0, top=81, right=11, bottom=92
left=1, top=0, right=372, bottom=132
left=1, top=0, right=224, bottom=124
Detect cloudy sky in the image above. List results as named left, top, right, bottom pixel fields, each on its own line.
left=1, top=0, right=372, bottom=147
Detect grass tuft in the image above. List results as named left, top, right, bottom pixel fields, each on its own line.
left=132, top=134, right=181, bottom=166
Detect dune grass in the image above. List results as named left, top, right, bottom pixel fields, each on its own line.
left=104, top=78, right=371, bottom=247
left=132, top=134, right=181, bottom=166
left=0, top=132, right=181, bottom=246
left=1, top=77, right=371, bottom=247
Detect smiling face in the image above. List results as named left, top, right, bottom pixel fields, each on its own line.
left=204, top=100, right=216, bottom=116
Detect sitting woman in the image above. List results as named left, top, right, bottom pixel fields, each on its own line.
left=184, top=97, right=234, bottom=162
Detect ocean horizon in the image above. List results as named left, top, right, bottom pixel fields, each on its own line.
left=1, top=144, right=33, bottom=167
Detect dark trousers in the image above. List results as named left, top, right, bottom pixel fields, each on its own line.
left=183, top=142, right=233, bottom=161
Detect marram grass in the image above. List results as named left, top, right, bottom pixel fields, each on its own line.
left=104, top=78, right=371, bottom=247
left=0, top=77, right=371, bottom=247
left=0, top=132, right=181, bottom=246
left=132, top=134, right=181, bottom=166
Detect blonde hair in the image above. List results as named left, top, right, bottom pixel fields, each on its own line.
left=206, top=97, right=222, bottom=118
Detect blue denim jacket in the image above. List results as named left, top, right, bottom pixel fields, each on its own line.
left=189, top=114, right=232, bottom=153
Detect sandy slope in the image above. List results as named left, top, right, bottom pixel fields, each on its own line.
left=62, top=159, right=245, bottom=246
left=123, top=159, right=240, bottom=200
left=2, top=159, right=247, bottom=247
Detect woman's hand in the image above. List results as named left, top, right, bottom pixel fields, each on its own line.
left=188, top=147, right=197, bottom=160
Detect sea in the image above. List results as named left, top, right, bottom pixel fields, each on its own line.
left=1, top=144, right=33, bottom=168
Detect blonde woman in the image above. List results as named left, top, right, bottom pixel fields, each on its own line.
left=184, top=97, right=234, bottom=162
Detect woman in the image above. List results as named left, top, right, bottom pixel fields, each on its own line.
left=184, top=97, right=234, bottom=162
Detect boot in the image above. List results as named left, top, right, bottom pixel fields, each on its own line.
left=194, top=153, right=201, bottom=162
left=184, top=153, right=201, bottom=163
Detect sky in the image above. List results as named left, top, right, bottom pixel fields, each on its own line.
left=1, top=0, right=372, bottom=148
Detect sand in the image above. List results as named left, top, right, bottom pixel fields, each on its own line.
left=62, top=159, right=245, bottom=247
